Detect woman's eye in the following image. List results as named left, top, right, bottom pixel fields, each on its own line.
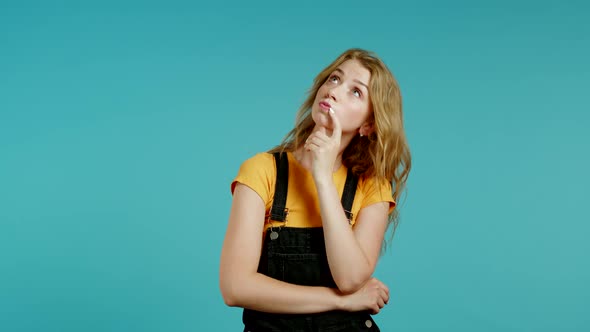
left=353, top=89, right=361, bottom=98
left=329, top=75, right=339, bottom=83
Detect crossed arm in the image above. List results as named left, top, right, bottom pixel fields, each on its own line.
left=219, top=183, right=390, bottom=314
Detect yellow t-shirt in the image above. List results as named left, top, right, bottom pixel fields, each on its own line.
left=231, top=152, right=395, bottom=229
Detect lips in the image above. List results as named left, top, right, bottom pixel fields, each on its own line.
left=319, top=101, right=332, bottom=110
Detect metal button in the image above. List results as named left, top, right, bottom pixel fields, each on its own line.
left=365, top=319, right=373, bottom=328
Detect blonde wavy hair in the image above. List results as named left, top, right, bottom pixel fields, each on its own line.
left=269, top=48, right=411, bottom=244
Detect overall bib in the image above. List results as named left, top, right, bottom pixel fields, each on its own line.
left=242, top=153, right=380, bottom=332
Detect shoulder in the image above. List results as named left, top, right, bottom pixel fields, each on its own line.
left=231, top=152, right=277, bottom=199
left=240, top=152, right=276, bottom=170
left=357, top=176, right=396, bottom=213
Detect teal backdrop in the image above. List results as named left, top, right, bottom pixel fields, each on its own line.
left=1, top=0, right=588, bottom=331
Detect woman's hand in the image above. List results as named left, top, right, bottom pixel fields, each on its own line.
left=340, top=277, right=390, bottom=315
left=304, top=108, right=342, bottom=182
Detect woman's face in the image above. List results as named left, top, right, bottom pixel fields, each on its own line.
left=311, top=59, right=372, bottom=134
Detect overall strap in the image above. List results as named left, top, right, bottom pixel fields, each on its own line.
left=270, top=152, right=289, bottom=222
left=269, top=152, right=359, bottom=223
left=341, top=168, right=358, bottom=221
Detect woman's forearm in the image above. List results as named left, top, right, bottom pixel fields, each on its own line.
left=222, top=272, right=344, bottom=313
left=314, top=178, right=373, bottom=293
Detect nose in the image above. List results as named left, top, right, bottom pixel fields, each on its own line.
left=326, top=85, right=340, bottom=102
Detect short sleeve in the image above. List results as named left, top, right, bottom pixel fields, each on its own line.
left=360, top=177, right=396, bottom=214
left=230, top=153, right=276, bottom=207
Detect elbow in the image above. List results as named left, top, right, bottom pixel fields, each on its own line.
left=222, top=293, right=239, bottom=307
left=336, top=281, right=363, bottom=295
left=335, top=275, right=369, bottom=295
left=221, top=286, right=238, bottom=307
left=220, top=265, right=258, bottom=308
left=334, top=267, right=374, bottom=294
left=220, top=276, right=242, bottom=307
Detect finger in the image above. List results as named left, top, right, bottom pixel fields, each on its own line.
left=380, top=288, right=389, bottom=304
left=328, top=108, right=342, bottom=138
left=304, top=138, right=311, bottom=151
left=378, top=298, right=385, bottom=309
left=371, top=305, right=380, bottom=315
left=305, top=136, right=324, bottom=148
left=377, top=280, right=389, bottom=296
left=307, top=131, right=330, bottom=145
left=305, top=142, right=319, bottom=152
left=308, top=135, right=329, bottom=146
left=312, top=130, right=329, bottom=140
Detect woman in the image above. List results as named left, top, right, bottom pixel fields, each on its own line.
left=220, top=48, right=411, bottom=331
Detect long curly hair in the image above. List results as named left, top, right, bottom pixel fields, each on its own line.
left=269, top=48, right=411, bottom=244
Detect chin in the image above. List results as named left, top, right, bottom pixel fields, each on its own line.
left=311, top=110, right=331, bottom=129
left=310, top=107, right=320, bottom=123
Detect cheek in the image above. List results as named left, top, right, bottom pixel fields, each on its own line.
left=315, top=86, right=328, bottom=99
left=346, top=104, right=371, bottom=127
left=353, top=102, right=371, bottom=119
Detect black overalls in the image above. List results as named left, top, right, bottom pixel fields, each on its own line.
left=242, top=152, right=380, bottom=332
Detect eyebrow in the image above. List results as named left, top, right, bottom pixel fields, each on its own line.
left=334, top=68, right=369, bottom=90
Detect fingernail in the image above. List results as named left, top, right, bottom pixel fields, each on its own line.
left=329, top=108, right=335, bottom=114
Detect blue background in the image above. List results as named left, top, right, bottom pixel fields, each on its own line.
left=1, top=0, right=588, bottom=331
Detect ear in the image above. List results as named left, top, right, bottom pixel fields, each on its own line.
left=359, top=121, right=375, bottom=136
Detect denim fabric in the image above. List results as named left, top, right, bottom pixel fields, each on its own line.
left=242, top=228, right=380, bottom=332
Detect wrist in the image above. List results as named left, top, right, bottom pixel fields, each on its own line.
left=332, top=288, right=348, bottom=311
left=313, top=174, right=334, bottom=188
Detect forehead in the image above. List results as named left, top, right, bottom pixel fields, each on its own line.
left=335, top=59, right=370, bottom=83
